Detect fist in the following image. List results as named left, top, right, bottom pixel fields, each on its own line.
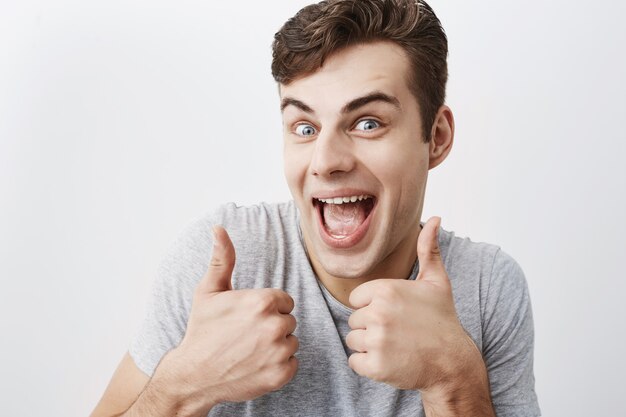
left=171, top=226, right=299, bottom=407
left=346, top=217, right=480, bottom=391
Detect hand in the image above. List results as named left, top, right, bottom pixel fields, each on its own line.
left=161, top=226, right=299, bottom=410
left=346, top=217, right=484, bottom=394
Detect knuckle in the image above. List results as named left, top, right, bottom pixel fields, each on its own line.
left=266, top=361, right=296, bottom=390
left=368, top=353, right=386, bottom=380
left=276, top=338, right=297, bottom=360
left=348, top=309, right=366, bottom=329
left=209, top=251, right=235, bottom=271
left=263, top=315, right=288, bottom=340
left=284, top=314, right=297, bottom=334
left=348, top=354, right=363, bottom=375
left=255, top=291, right=278, bottom=313
left=345, top=332, right=356, bottom=349
left=376, top=283, right=398, bottom=302
left=347, top=353, right=357, bottom=370
left=429, top=242, right=442, bottom=257
left=287, top=334, right=299, bottom=354
left=370, top=309, right=391, bottom=327
left=264, top=374, right=284, bottom=391
left=282, top=291, right=295, bottom=308
left=367, top=329, right=387, bottom=349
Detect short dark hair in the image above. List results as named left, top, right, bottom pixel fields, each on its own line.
left=271, top=0, right=448, bottom=142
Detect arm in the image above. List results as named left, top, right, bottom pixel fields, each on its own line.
left=419, top=335, right=495, bottom=417
left=89, top=352, right=150, bottom=417
left=346, top=218, right=497, bottom=416
left=90, top=351, right=211, bottom=417
left=414, top=246, right=539, bottom=417
left=91, top=227, right=299, bottom=417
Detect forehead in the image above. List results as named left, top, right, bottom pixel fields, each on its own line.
left=279, top=41, right=416, bottom=112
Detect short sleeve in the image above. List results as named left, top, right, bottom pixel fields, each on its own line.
left=482, top=249, right=541, bottom=417
left=128, top=213, right=215, bottom=377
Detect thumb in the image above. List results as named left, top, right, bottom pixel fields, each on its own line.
left=197, top=225, right=236, bottom=294
left=416, top=216, right=447, bottom=284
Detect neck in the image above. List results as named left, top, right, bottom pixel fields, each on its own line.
left=307, top=224, right=422, bottom=308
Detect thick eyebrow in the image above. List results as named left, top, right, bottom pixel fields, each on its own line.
left=280, top=97, right=315, bottom=114
left=341, top=91, right=401, bottom=114
left=280, top=91, right=401, bottom=115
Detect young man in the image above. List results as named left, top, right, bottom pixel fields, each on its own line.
left=91, top=1, right=540, bottom=416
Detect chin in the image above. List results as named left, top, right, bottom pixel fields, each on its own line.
left=315, top=249, right=379, bottom=279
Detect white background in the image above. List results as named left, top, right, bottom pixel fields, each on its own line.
left=1, top=0, right=625, bottom=415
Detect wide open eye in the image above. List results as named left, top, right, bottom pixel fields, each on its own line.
left=294, top=123, right=317, bottom=137
left=354, top=119, right=380, bottom=131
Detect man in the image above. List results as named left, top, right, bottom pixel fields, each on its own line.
left=91, top=1, right=540, bottom=416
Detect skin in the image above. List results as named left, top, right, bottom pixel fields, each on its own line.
left=281, top=41, right=451, bottom=307
left=90, top=40, right=495, bottom=417
left=281, top=41, right=496, bottom=415
left=91, top=227, right=300, bottom=417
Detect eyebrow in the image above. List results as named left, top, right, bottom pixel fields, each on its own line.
left=280, top=91, right=401, bottom=115
left=341, top=91, right=401, bottom=113
left=280, top=97, right=314, bottom=114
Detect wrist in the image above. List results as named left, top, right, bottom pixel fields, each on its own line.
left=421, top=386, right=494, bottom=417
left=139, top=348, right=218, bottom=417
left=420, top=334, right=495, bottom=417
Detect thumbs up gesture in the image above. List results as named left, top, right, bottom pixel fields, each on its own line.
left=161, top=226, right=298, bottom=411
left=346, top=217, right=485, bottom=394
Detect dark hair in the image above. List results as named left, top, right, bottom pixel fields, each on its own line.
left=271, top=0, right=448, bottom=142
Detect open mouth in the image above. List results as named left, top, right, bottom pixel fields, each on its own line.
left=313, top=194, right=376, bottom=248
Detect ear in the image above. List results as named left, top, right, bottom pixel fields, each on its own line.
left=428, top=105, right=455, bottom=170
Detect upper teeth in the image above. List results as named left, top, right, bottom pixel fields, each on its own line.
left=317, top=195, right=372, bottom=204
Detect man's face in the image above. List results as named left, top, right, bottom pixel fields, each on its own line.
left=281, top=41, right=431, bottom=279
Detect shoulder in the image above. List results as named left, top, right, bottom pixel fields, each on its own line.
left=211, top=201, right=302, bottom=288
left=170, top=200, right=298, bottom=250
left=158, top=201, right=299, bottom=288
left=213, top=200, right=298, bottom=234
left=212, top=200, right=300, bottom=253
left=437, top=227, right=531, bottom=344
left=439, top=226, right=525, bottom=286
left=438, top=227, right=502, bottom=283
left=439, top=233, right=539, bottom=413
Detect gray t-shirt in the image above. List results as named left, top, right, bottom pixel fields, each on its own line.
left=129, top=201, right=540, bottom=417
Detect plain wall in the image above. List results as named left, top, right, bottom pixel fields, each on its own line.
left=1, top=0, right=625, bottom=415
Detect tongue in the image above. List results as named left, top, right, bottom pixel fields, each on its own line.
left=323, top=201, right=367, bottom=237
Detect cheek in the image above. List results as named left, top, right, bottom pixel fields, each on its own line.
left=283, top=143, right=311, bottom=194
left=361, top=140, right=428, bottom=189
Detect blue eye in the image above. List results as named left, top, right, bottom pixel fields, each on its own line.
left=295, top=124, right=317, bottom=137
left=355, top=119, right=380, bottom=131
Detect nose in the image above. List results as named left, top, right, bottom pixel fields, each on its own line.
left=309, top=129, right=356, bottom=178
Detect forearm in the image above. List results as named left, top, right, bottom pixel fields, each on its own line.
left=421, top=336, right=496, bottom=417
left=421, top=381, right=495, bottom=417
left=121, top=351, right=215, bottom=417
left=119, top=383, right=197, bottom=417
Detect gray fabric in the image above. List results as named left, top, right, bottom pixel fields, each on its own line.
left=129, top=201, right=540, bottom=416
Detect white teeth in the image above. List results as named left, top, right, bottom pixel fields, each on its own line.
left=316, top=195, right=372, bottom=205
